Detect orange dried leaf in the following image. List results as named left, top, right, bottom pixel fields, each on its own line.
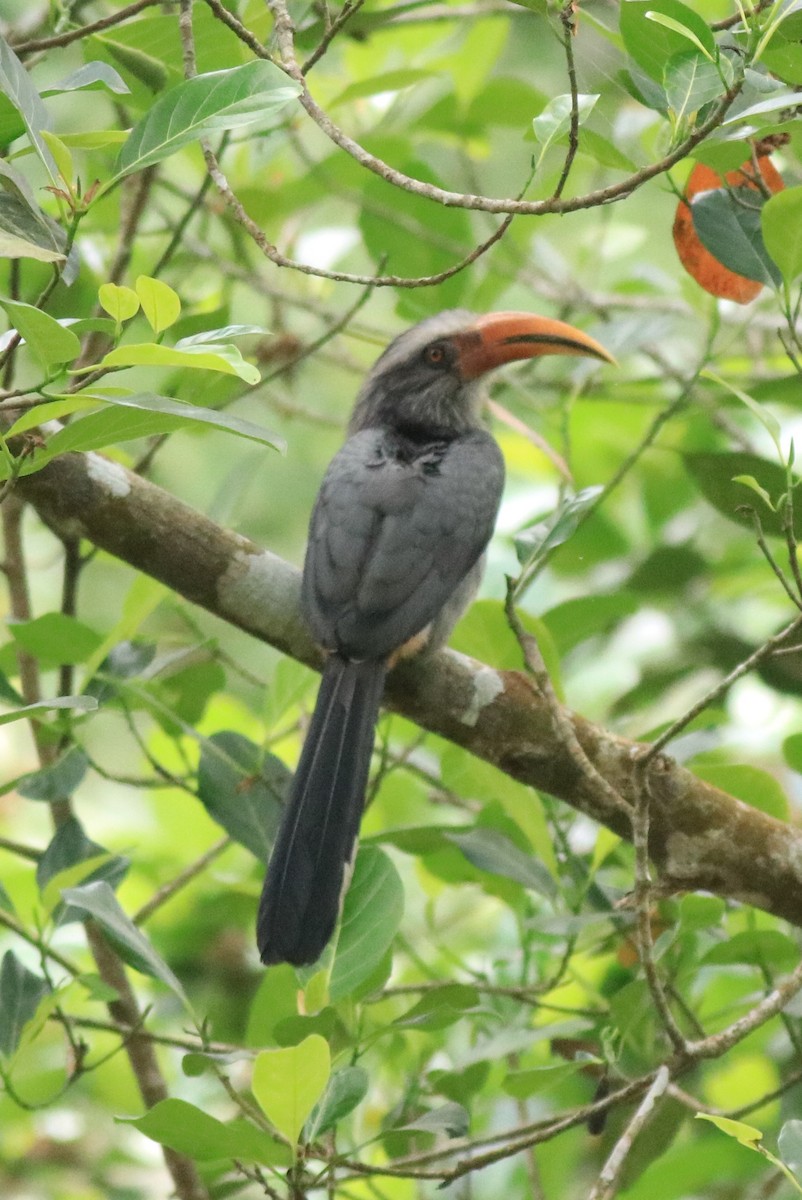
left=673, top=155, right=784, bottom=303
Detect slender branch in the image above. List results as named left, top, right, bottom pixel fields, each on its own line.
left=685, top=956, right=802, bottom=1062
left=258, top=0, right=745, bottom=217
left=302, top=0, right=367, bottom=73
left=504, top=580, right=629, bottom=822
left=11, top=0, right=168, bottom=55
left=0, top=910, right=82, bottom=977
left=631, top=758, right=688, bottom=1054
left=552, top=2, right=581, bottom=200
left=17, top=448, right=802, bottom=932
left=50, top=1011, right=237, bottom=1055
left=200, top=136, right=518, bottom=288
left=748, top=509, right=802, bottom=610
left=506, top=578, right=690, bottom=1051
left=642, top=611, right=802, bottom=764
left=0, top=834, right=41, bottom=861
left=84, top=923, right=209, bottom=1200
left=587, top=1067, right=671, bottom=1200
left=133, top=837, right=232, bottom=925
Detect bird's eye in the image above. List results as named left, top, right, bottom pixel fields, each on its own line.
left=423, top=342, right=449, bottom=368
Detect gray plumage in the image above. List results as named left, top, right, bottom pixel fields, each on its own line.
left=258, top=310, right=507, bottom=966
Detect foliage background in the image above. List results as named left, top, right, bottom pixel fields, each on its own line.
left=2, top=0, right=802, bottom=1197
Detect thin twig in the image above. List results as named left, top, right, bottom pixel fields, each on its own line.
left=552, top=1, right=581, bottom=200
left=587, top=1066, right=670, bottom=1200
left=631, top=757, right=689, bottom=1054
left=0, top=910, right=81, bottom=977
left=133, top=838, right=232, bottom=925
left=302, top=0, right=367, bottom=72
left=685, top=956, right=802, bottom=1061
left=642, top=611, right=802, bottom=764
left=12, top=0, right=167, bottom=55
left=504, top=579, right=629, bottom=821
left=747, top=508, right=802, bottom=611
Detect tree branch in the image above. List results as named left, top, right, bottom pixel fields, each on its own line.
left=15, top=449, right=802, bottom=933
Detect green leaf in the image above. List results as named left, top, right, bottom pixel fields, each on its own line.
left=691, top=188, right=781, bottom=288
left=97, top=341, right=261, bottom=384
left=515, top=486, right=603, bottom=575
left=330, top=68, right=433, bottom=108
left=0, top=885, right=14, bottom=916
left=197, top=731, right=287, bottom=863
left=663, top=51, right=723, bottom=121
left=0, top=171, right=66, bottom=264
left=17, top=747, right=88, bottom=801
left=779, top=1120, right=802, bottom=1176
left=0, top=951, right=48, bottom=1059
left=683, top=451, right=801, bottom=537
left=245, top=963, right=299, bottom=1048
left=40, top=851, right=115, bottom=919
left=678, top=893, right=726, bottom=931
left=695, top=1113, right=763, bottom=1149
left=503, top=1063, right=582, bottom=1099
left=57, top=129, right=129, bottom=151
left=762, top=39, right=802, bottom=85
left=0, top=668, right=21, bottom=706
left=783, top=732, right=802, bottom=772
left=43, top=62, right=130, bottom=96
left=40, top=131, right=73, bottom=188
left=696, top=763, right=787, bottom=820
left=395, top=984, right=481, bottom=1030
left=176, top=324, right=268, bottom=346
left=0, top=695, right=97, bottom=726
left=61, top=881, right=187, bottom=1003
left=34, top=405, right=194, bottom=460
left=702, top=929, right=799, bottom=970
left=329, top=846, right=404, bottom=1001
left=732, top=474, right=774, bottom=510
left=252, top=1034, right=331, bottom=1145
left=93, top=35, right=169, bottom=93
left=114, top=61, right=300, bottom=180
left=42, top=391, right=284, bottom=456
left=135, top=275, right=181, bottom=335
left=0, top=34, right=58, bottom=180
left=121, top=1099, right=291, bottom=1166
left=7, top=614, right=102, bottom=668
left=762, top=187, right=802, bottom=284
left=532, top=93, right=599, bottom=163
left=621, top=0, right=716, bottom=81
left=646, top=10, right=715, bottom=60
left=541, top=591, right=640, bottom=654
left=401, top=1102, right=470, bottom=1138
left=8, top=613, right=102, bottom=667
left=304, top=1066, right=369, bottom=1140
left=37, top=816, right=128, bottom=918
left=98, top=283, right=140, bottom=324
left=703, top=371, right=783, bottom=454
left=0, top=300, right=80, bottom=369
left=577, top=128, right=637, bottom=172
left=723, top=89, right=802, bottom=126
left=446, top=828, right=557, bottom=897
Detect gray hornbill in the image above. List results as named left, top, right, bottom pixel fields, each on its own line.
left=257, top=309, right=613, bottom=967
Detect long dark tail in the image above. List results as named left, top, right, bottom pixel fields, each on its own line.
left=257, top=655, right=386, bottom=966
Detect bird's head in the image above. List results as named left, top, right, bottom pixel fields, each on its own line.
left=349, top=309, right=614, bottom=437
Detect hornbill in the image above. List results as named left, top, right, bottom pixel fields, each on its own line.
left=257, top=309, right=613, bottom=967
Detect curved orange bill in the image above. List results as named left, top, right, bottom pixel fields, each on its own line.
left=456, top=311, right=616, bottom=380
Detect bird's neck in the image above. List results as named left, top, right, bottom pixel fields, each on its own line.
left=349, top=382, right=485, bottom=439
left=383, top=417, right=462, bottom=445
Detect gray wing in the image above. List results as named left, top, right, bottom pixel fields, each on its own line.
left=302, top=428, right=505, bottom=660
